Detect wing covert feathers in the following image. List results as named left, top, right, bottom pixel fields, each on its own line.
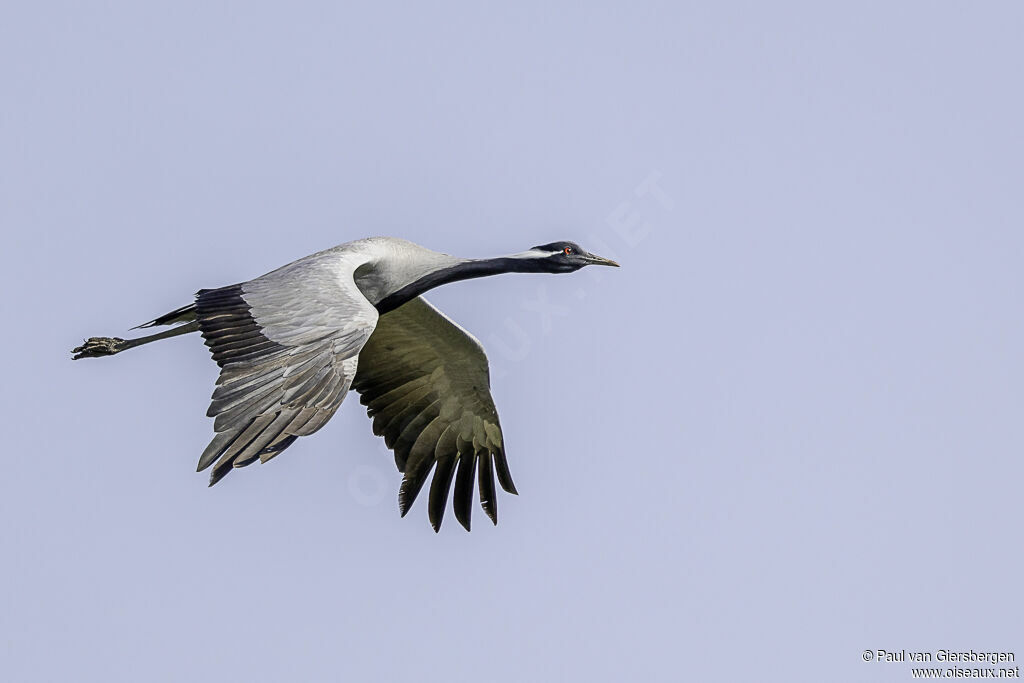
left=194, top=273, right=376, bottom=485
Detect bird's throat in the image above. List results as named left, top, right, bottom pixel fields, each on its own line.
left=373, top=257, right=544, bottom=314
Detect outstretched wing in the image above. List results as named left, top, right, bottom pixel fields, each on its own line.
left=352, top=296, right=516, bottom=532
left=195, top=253, right=378, bottom=486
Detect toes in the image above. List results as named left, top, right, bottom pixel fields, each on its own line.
left=71, top=337, right=125, bottom=359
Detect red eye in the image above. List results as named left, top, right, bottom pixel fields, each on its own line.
left=563, top=247, right=572, bottom=255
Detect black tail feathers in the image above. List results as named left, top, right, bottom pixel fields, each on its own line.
left=135, top=302, right=197, bottom=329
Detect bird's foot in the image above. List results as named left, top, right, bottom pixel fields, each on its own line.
left=72, top=337, right=128, bottom=360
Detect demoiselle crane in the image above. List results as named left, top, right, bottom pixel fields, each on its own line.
left=72, top=237, right=619, bottom=531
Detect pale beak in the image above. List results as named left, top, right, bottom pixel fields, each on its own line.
left=584, top=253, right=620, bottom=267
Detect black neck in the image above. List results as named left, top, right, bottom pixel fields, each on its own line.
left=375, top=257, right=544, bottom=314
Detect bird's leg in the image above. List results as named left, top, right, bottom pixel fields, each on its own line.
left=72, top=321, right=200, bottom=360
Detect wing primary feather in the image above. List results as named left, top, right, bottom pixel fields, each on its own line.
left=208, top=370, right=286, bottom=417
left=478, top=451, right=497, bottom=525
left=208, top=459, right=234, bottom=487
left=281, top=363, right=332, bottom=405
left=399, top=422, right=449, bottom=514
left=375, top=385, right=436, bottom=442
left=363, top=375, right=432, bottom=412
left=236, top=411, right=295, bottom=464
left=213, top=384, right=284, bottom=433
left=493, top=448, right=518, bottom=495
left=389, top=398, right=442, bottom=468
left=291, top=406, right=334, bottom=436
left=231, top=452, right=260, bottom=468
left=206, top=414, right=302, bottom=485
left=453, top=452, right=478, bottom=532
left=399, top=461, right=436, bottom=517
left=209, top=367, right=285, bottom=406
left=197, top=431, right=235, bottom=471
left=213, top=414, right=277, bottom=470
left=401, top=416, right=448, bottom=474
left=427, top=453, right=457, bottom=532
left=259, top=434, right=298, bottom=462
left=279, top=406, right=319, bottom=436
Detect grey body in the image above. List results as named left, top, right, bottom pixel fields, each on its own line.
left=73, top=237, right=618, bottom=531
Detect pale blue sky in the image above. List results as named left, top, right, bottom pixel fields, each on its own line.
left=3, top=2, right=1022, bottom=681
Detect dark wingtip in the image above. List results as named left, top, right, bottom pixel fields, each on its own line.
left=478, top=452, right=498, bottom=525
left=493, top=450, right=518, bottom=495
left=453, top=453, right=477, bottom=532
left=427, top=456, right=457, bottom=535
left=208, top=465, right=231, bottom=487
left=397, top=461, right=433, bottom=521
left=480, top=500, right=497, bottom=526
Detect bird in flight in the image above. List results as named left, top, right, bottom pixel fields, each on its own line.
left=73, top=237, right=619, bottom=531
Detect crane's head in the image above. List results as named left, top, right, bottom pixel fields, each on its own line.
left=522, top=241, right=620, bottom=273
